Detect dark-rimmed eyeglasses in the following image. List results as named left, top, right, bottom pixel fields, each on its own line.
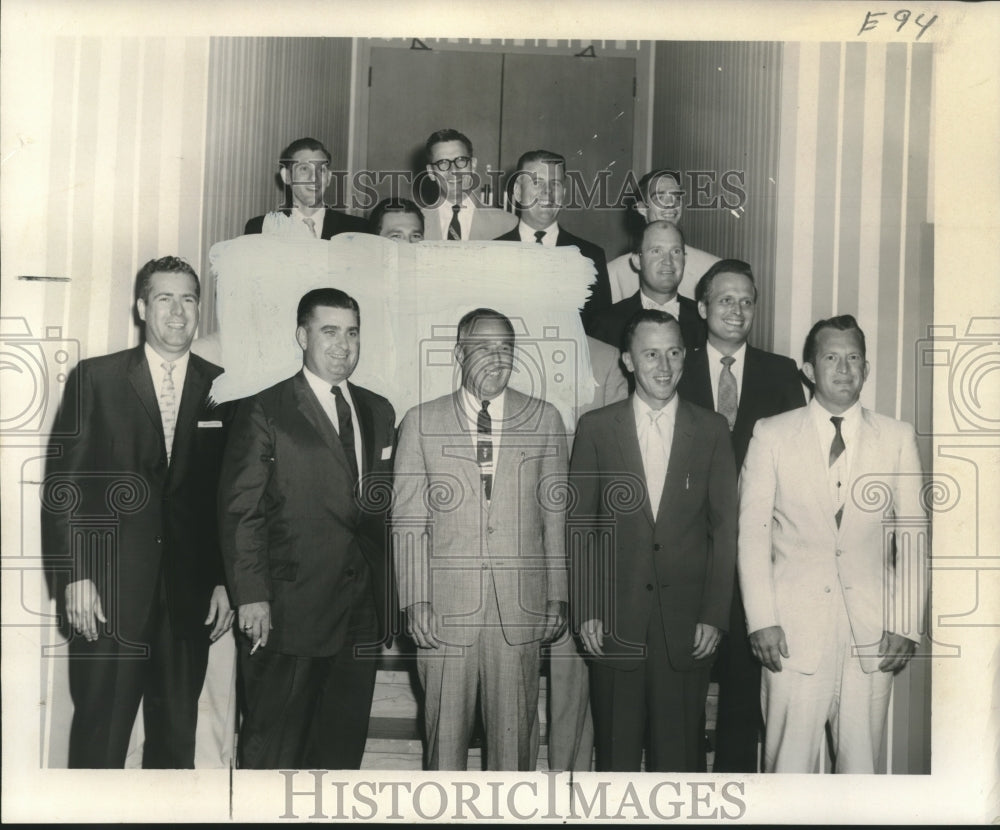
left=430, top=156, right=473, bottom=172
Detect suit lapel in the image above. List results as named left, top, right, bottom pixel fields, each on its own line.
left=166, top=355, right=210, bottom=490
left=614, top=400, right=655, bottom=528
left=436, top=392, right=484, bottom=508
left=685, top=348, right=714, bottom=410
left=320, top=208, right=336, bottom=240
left=349, top=382, right=374, bottom=476
left=842, top=408, right=882, bottom=531
left=127, top=347, right=164, bottom=445
left=734, top=346, right=760, bottom=432
left=657, top=400, right=695, bottom=529
left=794, top=408, right=839, bottom=534
left=292, top=372, right=355, bottom=482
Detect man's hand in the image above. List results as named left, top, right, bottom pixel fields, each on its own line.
left=691, top=623, right=722, bottom=660
left=204, top=585, right=235, bottom=642
left=878, top=631, right=917, bottom=673
left=406, top=602, right=441, bottom=649
left=579, top=618, right=605, bottom=657
left=749, top=625, right=788, bottom=672
left=541, top=600, right=568, bottom=643
left=66, top=579, right=106, bottom=642
left=238, top=601, right=272, bottom=650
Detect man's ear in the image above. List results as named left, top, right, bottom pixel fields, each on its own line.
left=862, top=360, right=871, bottom=382
left=621, top=350, right=635, bottom=375
left=136, top=298, right=147, bottom=324
left=802, top=361, right=816, bottom=385
left=295, top=325, right=307, bottom=352
left=636, top=202, right=649, bottom=221
left=453, top=342, right=466, bottom=368
left=279, top=165, right=291, bottom=187
left=629, top=251, right=641, bottom=274
left=697, top=301, right=708, bottom=321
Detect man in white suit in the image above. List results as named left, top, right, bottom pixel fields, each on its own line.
left=738, top=314, right=927, bottom=773
left=392, top=308, right=567, bottom=771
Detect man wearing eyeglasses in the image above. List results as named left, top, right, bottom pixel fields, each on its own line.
left=420, top=129, right=517, bottom=241
left=244, top=137, right=368, bottom=239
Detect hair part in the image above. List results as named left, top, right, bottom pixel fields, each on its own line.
left=369, top=197, right=425, bottom=235
left=456, top=307, right=515, bottom=345
left=695, top=259, right=757, bottom=305
left=135, top=256, right=200, bottom=304
left=425, top=128, right=473, bottom=158
left=297, top=288, right=360, bottom=328
left=621, top=308, right=680, bottom=353
left=802, top=314, right=867, bottom=365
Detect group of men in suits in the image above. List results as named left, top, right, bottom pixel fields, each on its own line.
left=42, top=127, right=926, bottom=774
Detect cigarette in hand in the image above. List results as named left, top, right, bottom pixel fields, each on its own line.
left=250, top=638, right=263, bottom=655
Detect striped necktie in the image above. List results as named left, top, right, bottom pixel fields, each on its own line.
left=160, top=361, right=177, bottom=463
left=830, top=416, right=845, bottom=527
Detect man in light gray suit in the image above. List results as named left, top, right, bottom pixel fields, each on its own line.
left=392, top=308, right=568, bottom=770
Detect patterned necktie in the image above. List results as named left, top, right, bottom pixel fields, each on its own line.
left=331, top=386, right=359, bottom=483
left=643, top=409, right=669, bottom=518
left=448, top=204, right=462, bottom=240
left=477, top=399, right=493, bottom=500
left=829, top=416, right=845, bottom=527
left=303, top=216, right=317, bottom=237
left=717, top=355, right=738, bottom=430
left=160, top=361, right=177, bottom=463
left=534, top=230, right=545, bottom=244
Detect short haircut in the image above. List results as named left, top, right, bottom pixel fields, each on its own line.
left=695, top=259, right=758, bottom=304
left=135, top=256, right=200, bottom=304
left=456, top=307, right=515, bottom=344
left=636, top=168, right=682, bottom=205
left=633, top=219, right=685, bottom=255
left=425, top=128, right=473, bottom=158
left=515, top=149, right=566, bottom=173
left=621, top=308, right=680, bottom=353
left=802, top=314, right=867, bottom=365
left=369, top=197, right=425, bottom=235
left=279, top=137, right=331, bottom=168
left=296, top=288, right=360, bottom=328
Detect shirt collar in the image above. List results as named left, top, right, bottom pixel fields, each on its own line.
left=518, top=219, right=559, bottom=243
left=462, top=386, right=506, bottom=421
left=639, top=290, right=680, bottom=313
left=303, top=365, right=351, bottom=402
left=632, top=391, right=679, bottom=424
left=706, top=340, right=747, bottom=368
left=145, top=342, right=190, bottom=375
left=810, top=396, right=862, bottom=432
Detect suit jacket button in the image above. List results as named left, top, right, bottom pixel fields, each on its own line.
left=487, top=526, right=495, bottom=534
left=646, top=583, right=654, bottom=591
left=155, top=536, right=163, bottom=544
left=653, top=543, right=661, bottom=551
left=482, top=562, right=489, bottom=570
left=346, top=568, right=356, bottom=578
left=824, top=586, right=832, bottom=593
left=836, top=549, right=843, bottom=557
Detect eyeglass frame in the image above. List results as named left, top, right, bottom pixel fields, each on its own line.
left=429, top=156, right=474, bottom=172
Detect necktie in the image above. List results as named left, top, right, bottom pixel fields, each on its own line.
left=534, top=230, right=545, bottom=244
left=332, top=386, right=359, bottom=483
left=448, top=204, right=462, bottom=240
left=717, top=355, right=738, bottom=430
left=160, top=361, right=177, bottom=463
left=303, top=216, right=317, bottom=237
left=643, top=409, right=669, bottom=518
left=829, top=416, right=845, bottom=527
left=477, top=399, right=493, bottom=500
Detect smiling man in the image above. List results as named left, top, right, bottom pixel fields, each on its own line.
left=591, top=220, right=706, bottom=352
left=738, top=314, right=927, bottom=773
left=569, top=309, right=737, bottom=772
left=42, top=256, right=232, bottom=768
left=392, top=308, right=568, bottom=770
left=218, top=288, right=396, bottom=769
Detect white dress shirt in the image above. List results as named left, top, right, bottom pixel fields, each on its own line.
left=705, top=340, right=747, bottom=408
left=810, top=397, right=862, bottom=515
left=145, top=343, right=190, bottom=403
left=291, top=206, right=324, bottom=237
left=639, top=290, right=680, bottom=319
left=633, top=392, right=678, bottom=518
left=303, top=366, right=362, bottom=475
left=433, top=200, right=478, bottom=239
left=517, top=220, right=559, bottom=246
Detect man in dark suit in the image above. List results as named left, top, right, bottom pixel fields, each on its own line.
left=42, top=256, right=233, bottom=768
left=590, top=221, right=706, bottom=352
left=218, top=288, right=395, bottom=770
left=677, top=258, right=806, bottom=772
left=494, top=149, right=612, bottom=327
left=570, top=309, right=738, bottom=772
left=244, top=137, right=368, bottom=238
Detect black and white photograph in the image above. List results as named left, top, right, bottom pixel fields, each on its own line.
left=1, top=0, right=997, bottom=823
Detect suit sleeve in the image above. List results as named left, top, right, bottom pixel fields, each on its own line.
left=243, top=215, right=264, bottom=235
left=391, top=408, right=431, bottom=610
left=779, top=358, right=807, bottom=410
left=738, top=419, right=780, bottom=634
left=581, top=245, right=612, bottom=327
left=217, top=395, right=275, bottom=606
left=41, top=361, right=93, bottom=585
left=567, top=413, right=604, bottom=629
left=700, top=416, right=739, bottom=630
left=891, top=422, right=928, bottom=644
left=539, top=404, right=569, bottom=604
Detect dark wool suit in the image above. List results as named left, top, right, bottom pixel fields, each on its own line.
left=677, top=344, right=806, bottom=772
left=494, top=225, right=612, bottom=330
left=569, top=397, right=738, bottom=771
left=589, top=291, right=707, bottom=353
left=244, top=207, right=368, bottom=238
left=218, top=371, right=395, bottom=769
left=42, top=346, right=228, bottom=768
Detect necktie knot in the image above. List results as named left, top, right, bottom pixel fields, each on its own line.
left=161, top=360, right=174, bottom=377
left=721, top=355, right=735, bottom=368
left=447, top=203, right=462, bottom=240
left=534, top=230, right=546, bottom=244
left=452, top=204, right=462, bottom=215
left=828, top=415, right=846, bottom=467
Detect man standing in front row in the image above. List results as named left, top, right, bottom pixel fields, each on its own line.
left=571, top=309, right=738, bottom=772
left=677, top=259, right=806, bottom=772
left=218, top=288, right=396, bottom=769
left=738, top=315, right=927, bottom=773
left=42, top=256, right=233, bottom=768
left=393, top=308, right=568, bottom=770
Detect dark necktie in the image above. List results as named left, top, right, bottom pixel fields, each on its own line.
left=717, top=355, right=738, bottom=430
left=448, top=204, right=462, bottom=240
left=477, top=399, right=493, bottom=501
left=829, top=415, right=845, bottom=527
left=332, top=386, right=359, bottom=483
left=534, top=230, right=545, bottom=244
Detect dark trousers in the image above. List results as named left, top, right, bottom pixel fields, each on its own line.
left=590, top=620, right=710, bottom=773
left=236, top=597, right=379, bottom=770
left=67, top=577, right=210, bottom=769
left=712, top=584, right=763, bottom=772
